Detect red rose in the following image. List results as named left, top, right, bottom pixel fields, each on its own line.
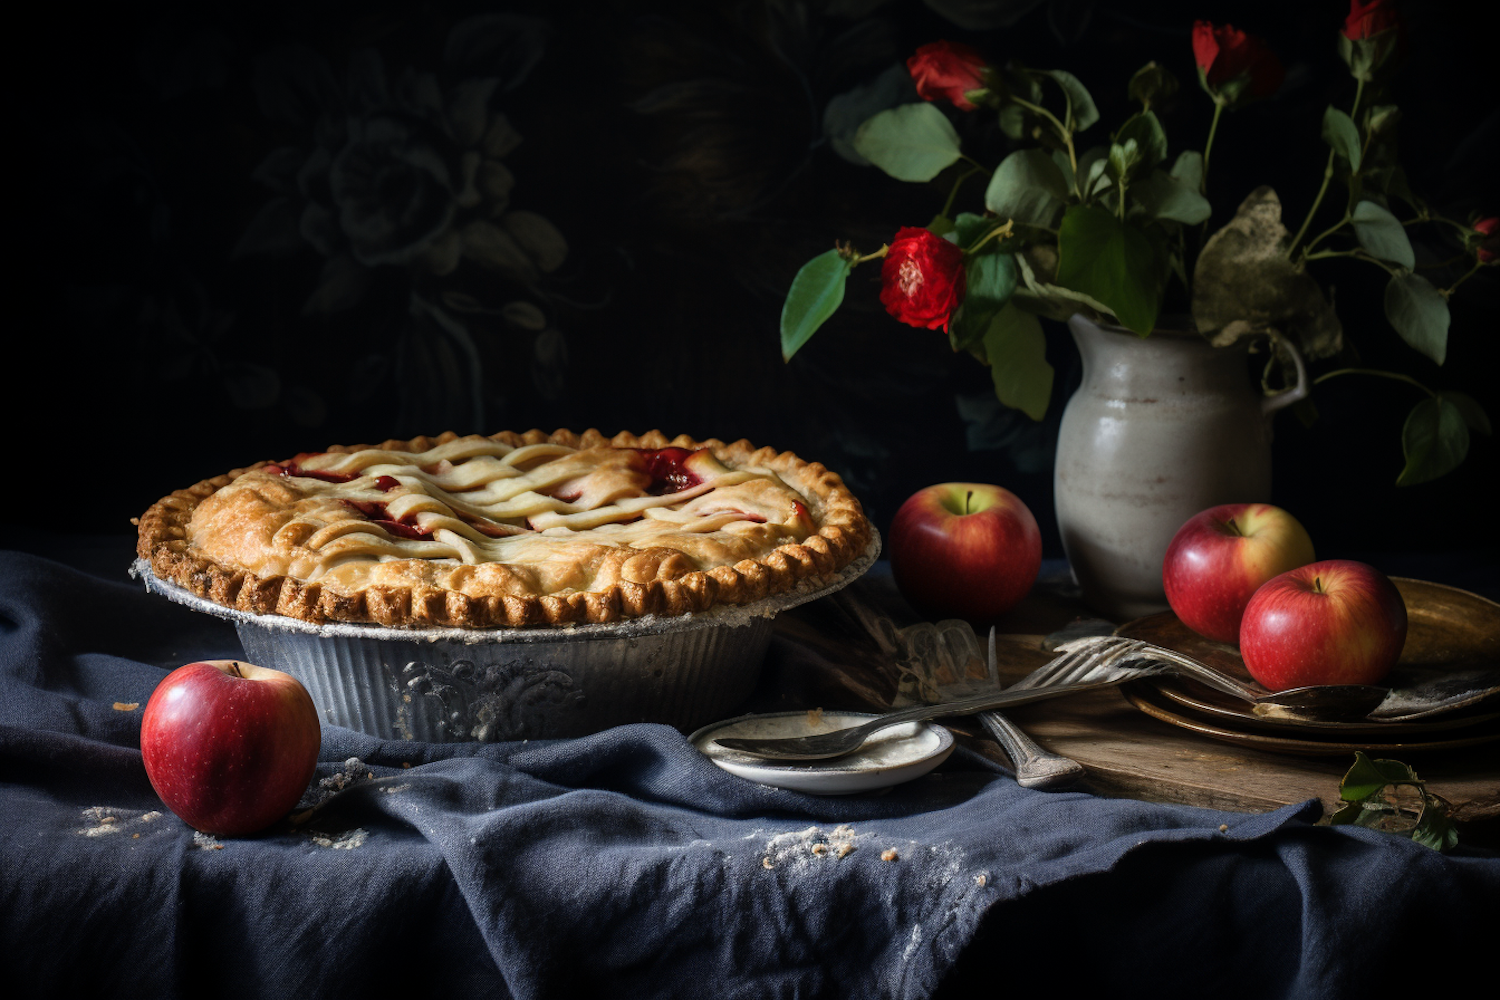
left=1343, top=0, right=1400, bottom=40
left=907, top=41, right=989, bottom=112
left=879, top=227, right=967, bottom=332
left=1192, top=21, right=1285, bottom=104
left=1475, top=217, right=1499, bottom=263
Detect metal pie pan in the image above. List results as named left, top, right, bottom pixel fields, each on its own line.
left=131, top=531, right=879, bottom=743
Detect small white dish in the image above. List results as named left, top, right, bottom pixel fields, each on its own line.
left=690, top=710, right=955, bottom=794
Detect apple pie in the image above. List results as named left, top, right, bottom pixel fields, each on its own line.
left=136, top=429, right=872, bottom=628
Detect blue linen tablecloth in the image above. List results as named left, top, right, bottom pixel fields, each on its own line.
left=2, top=546, right=1496, bottom=998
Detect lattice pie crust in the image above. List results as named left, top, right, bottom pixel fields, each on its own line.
left=137, top=429, right=871, bottom=628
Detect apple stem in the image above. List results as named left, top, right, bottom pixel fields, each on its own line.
left=965, top=490, right=973, bottom=516
left=1223, top=517, right=1244, bottom=537
left=228, top=661, right=246, bottom=679
left=1312, top=576, right=1324, bottom=594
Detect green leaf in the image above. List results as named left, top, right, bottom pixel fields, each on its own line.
left=853, top=103, right=963, bottom=183
left=1080, top=147, right=1111, bottom=196
left=1055, top=204, right=1164, bottom=334
left=1051, top=149, right=1075, bottom=193
left=1169, top=150, right=1204, bottom=193
left=1398, top=395, right=1470, bottom=486
left=1132, top=168, right=1212, bottom=225
left=1352, top=200, right=1415, bottom=268
left=1041, top=70, right=1099, bottom=132
left=950, top=253, right=1019, bottom=352
left=1439, top=390, right=1492, bottom=435
left=998, top=103, right=1027, bottom=141
left=1114, top=111, right=1168, bottom=176
left=1339, top=752, right=1417, bottom=801
left=1333, top=753, right=1459, bottom=851
left=780, top=250, right=853, bottom=361
left=1321, top=106, right=1363, bottom=173
left=1107, top=139, right=1138, bottom=183
left=953, top=212, right=993, bottom=250
left=982, top=302, right=1054, bottom=420
left=1384, top=270, right=1449, bottom=364
left=1411, top=806, right=1461, bottom=852
left=1127, top=62, right=1179, bottom=110
left=1012, top=250, right=1116, bottom=322
left=984, top=149, right=1069, bottom=226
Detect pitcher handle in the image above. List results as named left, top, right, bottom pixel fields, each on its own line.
left=1261, top=329, right=1309, bottom=416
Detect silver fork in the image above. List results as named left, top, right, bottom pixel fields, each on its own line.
left=714, top=639, right=1165, bottom=761
left=978, top=628, right=1085, bottom=790
left=1015, top=635, right=1392, bottom=715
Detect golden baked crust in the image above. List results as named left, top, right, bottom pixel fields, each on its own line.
left=136, top=429, right=871, bottom=628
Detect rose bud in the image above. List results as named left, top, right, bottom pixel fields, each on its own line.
left=1192, top=21, right=1285, bottom=107
left=1339, top=0, right=1402, bottom=80
left=1475, top=217, right=1499, bottom=264
left=907, top=41, right=990, bottom=112
left=879, top=227, right=967, bottom=333
left=1343, top=0, right=1401, bottom=40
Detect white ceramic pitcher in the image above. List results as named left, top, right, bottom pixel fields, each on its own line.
left=1054, top=314, right=1308, bottom=621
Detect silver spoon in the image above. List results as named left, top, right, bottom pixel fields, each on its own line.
left=1032, top=637, right=1392, bottom=718
left=978, top=628, right=1084, bottom=790
left=715, top=641, right=1160, bottom=761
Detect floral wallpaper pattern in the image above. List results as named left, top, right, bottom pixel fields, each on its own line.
left=237, top=15, right=567, bottom=431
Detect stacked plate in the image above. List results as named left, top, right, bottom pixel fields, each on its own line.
left=1115, top=578, right=1500, bottom=756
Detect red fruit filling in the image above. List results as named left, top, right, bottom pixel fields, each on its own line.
left=267, top=461, right=358, bottom=484
left=374, top=476, right=401, bottom=492
left=637, top=448, right=705, bottom=496
left=338, top=499, right=434, bottom=541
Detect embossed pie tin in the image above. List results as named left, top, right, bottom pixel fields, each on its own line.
left=130, top=531, right=879, bottom=743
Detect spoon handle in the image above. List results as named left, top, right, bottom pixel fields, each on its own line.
left=978, top=710, right=1085, bottom=789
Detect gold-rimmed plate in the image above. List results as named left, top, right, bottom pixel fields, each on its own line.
left=1114, top=577, right=1500, bottom=751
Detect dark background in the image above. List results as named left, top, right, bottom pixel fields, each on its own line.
left=11, top=0, right=1497, bottom=569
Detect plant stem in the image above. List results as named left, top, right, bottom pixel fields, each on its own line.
left=1201, top=101, right=1225, bottom=193
left=966, top=220, right=1016, bottom=255
left=1314, top=367, right=1436, bottom=397
left=940, top=166, right=982, bottom=219
left=1305, top=248, right=1400, bottom=275
left=1008, top=94, right=1078, bottom=186
left=852, top=246, right=890, bottom=266
left=1289, top=78, right=1365, bottom=260
left=1301, top=214, right=1352, bottom=256
left=1443, top=261, right=1483, bottom=298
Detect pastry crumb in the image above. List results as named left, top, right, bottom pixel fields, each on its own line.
left=881, top=848, right=899, bottom=862
left=836, top=843, right=855, bottom=858
left=193, top=832, right=224, bottom=851
left=975, top=874, right=987, bottom=886
left=762, top=857, right=774, bottom=869
left=806, top=707, right=824, bottom=727
left=113, top=702, right=139, bottom=712
left=811, top=843, right=827, bottom=855
left=1219, top=824, right=1229, bottom=833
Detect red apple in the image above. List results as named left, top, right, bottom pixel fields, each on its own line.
left=888, top=482, right=1042, bottom=622
left=140, top=660, right=321, bottom=836
left=1162, top=503, right=1316, bottom=643
left=1239, top=560, right=1408, bottom=691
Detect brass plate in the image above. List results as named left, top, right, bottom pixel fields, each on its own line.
left=1115, top=577, right=1500, bottom=749
left=1121, top=681, right=1500, bottom=756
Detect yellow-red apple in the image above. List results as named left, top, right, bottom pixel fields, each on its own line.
left=888, top=483, right=1042, bottom=622
left=1162, top=503, right=1316, bottom=643
left=1239, top=560, right=1408, bottom=690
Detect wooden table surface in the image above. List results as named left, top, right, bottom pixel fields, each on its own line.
left=767, top=574, right=1500, bottom=847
